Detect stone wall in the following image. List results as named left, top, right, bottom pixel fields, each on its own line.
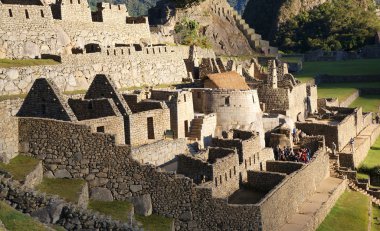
left=128, top=108, right=171, bottom=147
left=131, top=139, right=187, bottom=166
left=0, top=46, right=216, bottom=96
left=339, top=90, right=359, bottom=107
left=246, top=171, right=286, bottom=192
left=76, top=116, right=125, bottom=145
left=201, top=89, right=265, bottom=146
left=211, top=152, right=240, bottom=198
left=296, top=122, right=339, bottom=150
left=177, top=154, right=213, bottom=184
left=0, top=4, right=62, bottom=59
left=259, top=147, right=329, bottom=231
left=0, top=173, right=135, bottom=230
left=265, top=161, right=305, bottom=174
left=151, top=90, right=195, bottom=139
left=0, top=99, right=22, bottom=163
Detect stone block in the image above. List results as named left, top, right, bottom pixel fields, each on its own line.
left=132, top=194, right=152, bottom=216
left=130, top=184, right=142, bottom=193
left=90, top=187, right=114, bottom=201
left=54, top=169, right=72, bottom=179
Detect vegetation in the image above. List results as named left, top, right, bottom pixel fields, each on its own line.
left=36, top=178, right=86, bottom=204
left=0, top=155, right=40, bottom=181
left=276, top=0, right=380, bottom=53
left=0, top=201, right=52, bottom=231
left=359, top=137, right=380, bottom=170
left=0, top=94, right=27, bottom=102
left=295, top=59, right=380, bottom=83
left=373, top=204, right=380, bottom=231
left=350, top=95, right=380, bottom=113
left=135, top=214, right=173, bottom=231
left=88, top=200, right=133, bottom=222
left=174, top=18, right=212, bottom=49
left=317, top=190, right=369, bottom=231
left=88, top=200, right=173, bottom=231
left=357, top=137, right=380, bottom=182
left=0, top=59, right=58, bottom=68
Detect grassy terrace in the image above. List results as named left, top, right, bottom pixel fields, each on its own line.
left=0, top=59, right=59, bottom=68
left=0, top=201, right=52, bottom=231
left=373, top=205, right=380, bottom=231
left=359, top=136, right=380, bottom=169
left=357, top=136, right=380, bottom=181
left=36, top=178, right=86, bottom=204
left=0, top=155, right=40, bottom=181
left=317, top=190, right=370, bottom=231
left=350, top=95, right=380, bottom=114
left=295, top=59, right=380, bottom=83
left=89, top=200, right=173, bottom=231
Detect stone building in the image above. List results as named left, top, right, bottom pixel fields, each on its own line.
left=254, top=60, right=318, bottom=122
left=191, top=88, right=265, bottom=147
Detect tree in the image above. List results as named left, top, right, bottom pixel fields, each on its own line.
left=276, top=0, right=380, bottom=53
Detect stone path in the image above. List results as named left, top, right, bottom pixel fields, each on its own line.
left=279, top=177, right=346, bottom=231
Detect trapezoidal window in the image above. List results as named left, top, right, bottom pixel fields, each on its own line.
left=147, top=117, right=155, bottom=139
left=97, top=126, right=105, bottom=133
left=225, top=96, right=230, bottom=106
left=8, top=9, right=13, bottom=17
left=184, top=120, right=189, bottom=137
left=40, top=10, right=44, bottom=18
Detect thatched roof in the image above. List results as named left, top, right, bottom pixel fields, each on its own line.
left=204, top=71, right=250, bottom=90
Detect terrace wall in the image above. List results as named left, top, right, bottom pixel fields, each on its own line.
left=0, top=99, right=22, bottom=163
left=259, top=147, right=329, bottom=231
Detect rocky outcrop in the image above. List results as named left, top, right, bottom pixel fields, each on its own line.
left=149, top=0, right=277, bottom=56
left=243, top=0, right=327, bottom=41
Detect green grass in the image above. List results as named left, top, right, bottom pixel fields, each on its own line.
left=135, top=214, right=173, bottom=231
left=317, top=86, right=358, bottom=102
left=350, top=95, right=380, bottom=113
left=0, top=94, right=27, bottom=102
left=295, top=59, right=380, bottom=83
left=0, top=59, right=59, bottom=68
left=88, top=200, right=133, bottom=222
left=317, top=190, right=369, bottom=231
left=89, top=200, right=173, bottom=231
left=0, top=155, right=40, bottom=181
left=63, top=90, right=87, bottom=95
left=357, top=172, right=370, bottom=180
left=359, top=136, right=380, bottom=169
left=0, top=201, right=50, bottom=231
left=279, top=56, right=303, bottom=63
left=36, top=178, right=85, bottom=204
left=372, top=204, right=380, bottom=231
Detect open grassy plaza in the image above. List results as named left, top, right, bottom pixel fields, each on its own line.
left=317, top=190, right=370, bottom=231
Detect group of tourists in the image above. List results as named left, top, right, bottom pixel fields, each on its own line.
left=274, top=146, right=311, bottom=163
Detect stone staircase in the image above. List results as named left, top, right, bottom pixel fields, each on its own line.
left=349, top=181, right=380, bottom=206
left=279, top=177, right=347, bottom=231
left=209, top=0, right=278, bottom=55
left=188, top=117, right=204, bottom=141
left=329, top=153, right=341, bottom=178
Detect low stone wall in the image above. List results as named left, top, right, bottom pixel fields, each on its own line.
left=259, top=147, right=330, bottom=231
left=316, top=74, right=380, bottom=84
left=0, top=173, right=135, bottom=230
left=339, top=90, right=359, bottom=107
left=359, top=88, right=380, bottom=95
left=246, top=171, right=286, bottom=192
left=265, top=161, right=304, bottom=175
left=23, top=161, right=43, bottom=189
left=302, top=179, right=347, bottom=231
left=131, top=139, right=188, bottom=166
